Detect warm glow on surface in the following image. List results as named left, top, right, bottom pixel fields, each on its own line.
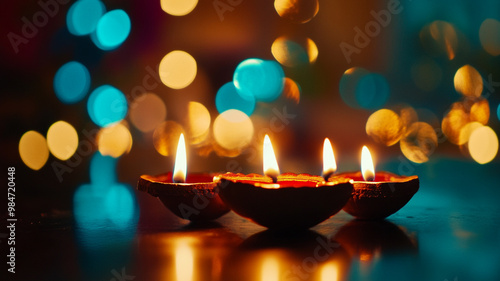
left=468, top=126, right=499, bottom=164
left=47, top=121, right=79, bottom=161
left=161, top=0, right=198, bottom=16
left=320, top=262, right=339, bottom=281
left=97, top=123, right=132, bottom=158
left=274, top=0, right=319, bottom=23
left=175, top=240, right=194, bottom=281
left=129, top=93, right=167, bottom=132
left=173, top=134, right=187, bottom=183
left=153, top=121, right=185, bottom=156
left=366, top=109, right=403, bottom=146
left=263, top=135, right=280, bottom=182
left=361, top=146, right=375, bottom=181
left=19, top=131, right=50, bottom=170
left=261, top=256, right=279, bottom=281
left=213, top=109, right=254, bottom=151
left=400, top=122, right=438, bottom=163
left=159, top=50, right=197, bottom=89
left=454, top=65, right=483, bottom=98
left=187, top=102, right=210, bottom=144
left=323, top=138, right=337, bottom=178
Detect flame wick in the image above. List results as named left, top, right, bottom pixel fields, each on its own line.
left=322, top=138, right=337, bottom=180
left=173, top=133, right=187, bottom=183
left=263, top=135, right=280, bottom=183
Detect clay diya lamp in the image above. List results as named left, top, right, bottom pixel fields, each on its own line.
left=337, top=146, right=419, bottom=220
left=217, top=136, right=353, bottom=230
left=137, top=134, right=230, bottom=221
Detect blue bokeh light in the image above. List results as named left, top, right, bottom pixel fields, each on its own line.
left=53, top=61, right=91, bottom=104
left=497, top=103, right=500, bottom=121
left=355, top=73, right=390, bottom=109
left=67, top=0, right=105, bottom=36
left=233, top=58, right=285, bottom=102
left=89, top=151, right=117, bottom=188
left=87, top=85, right=128, bottom=127
left=339, top=68, right=389, bottom=109
left=92, top=9, right=131, bottom=50
left=216, top=82, right=256, bottom=116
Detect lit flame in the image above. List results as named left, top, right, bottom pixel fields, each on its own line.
left=322, top=138, right=337, bottom=179
left=175, top=240, right=194, bottom=281
left=263, top=135, right=280, bottom=183
left=361, top=146, right=375, bottom=181
left=320, top=262, right=339, bottom=281
left=173, top=134, right=187, bottom=183
left=261, top=256, right=279, bottom=281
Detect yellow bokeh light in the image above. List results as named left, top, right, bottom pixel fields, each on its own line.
left=470, top=98, right=490, bottom=125
left=306, top=38, right=318, bottom=63
left=46, top=121, right=79, bottom=161
left=454, top=65, right=483, bottom=98
left=282, top=77, right=300, bottom=104
left=97, top=123, right=133, bottom=158
left=442, top=103, right=469, bottom=145
left=159, top=50, right=197, bottom=90
left=479, top=18, right=500, bottom=56
left=271, top=36, right=318, bottom=67
left=468, top=126, right=498, bottom=164
left=161, top=0, right=198, bottom=16
left=261, top=256, right=279, bottom=281
left=274, top=0, right=319, bottom=23
left=400, top=122, right=438, bottom=163
left=187, top=102, right=210, bottom=145
left=129, top=93, right=167, bottom=133
left=213, top=109, right=254, bottom=152
left=153, top=121, right=185, bottom=156
left=19, top=131, right=49, bottom=170
left=458, top=122, right=483, bottom=146
left=399, top=106, right=418, bottom=131
left=366, top=109, right=403, bottom=146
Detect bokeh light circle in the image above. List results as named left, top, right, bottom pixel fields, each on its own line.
left=282, top=77, right=301, bottom=104
left=47, top=121, right=79, bottom=161
left=97, top=123, right=133, bottom=158
left=497, top=103, right=500, bottom=121
left=129, top=93, right=167, bottom=132
left=366, top=109, right=403, bottom=146
left=420, top=20, right=457, bottom=60
left=400, top=122, right=438, bottom=164
left=54, top=61, right=91, bottom=104
left=470, top=98, right=490, bottom=125
left=274, top=0, right=319, bottom=23
left=479, top=18, right=500, bottom=56
left=216, top=82, right=256, bottom=116
left=161, top=0, right=198, bottom=16
left=159, top=50, right=197, bottom=90
left=213, top=109, right=254, bottom=151
left=454, top=65, right=483, bottom=98
left=339, top=67, right=370, bottom=108
left=441, top=103, right=469, bottom=145
left=93, top=9, right=131, bottom=50
left=19, top=131, right=49, bottom=171
left=87, top=85, right=128, bottom=127
left=468, top=126, right=498, bottom=164
left=356, top=73, right=389, bottom=109
left=90, top=151, right=118, bottom=186
left=271, top=36, right=318, bottom=67
left=153, top=121, right=185, bottom=156
left=233, top=58, right=285, bottom=102
left=67, top=0, right=105, bottom=36
left=187, top=102, right=211, bottom=145
left=458, top=122, right=483, bottom=146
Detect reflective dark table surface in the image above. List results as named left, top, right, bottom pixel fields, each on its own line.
left=5, top=157, right=500, bottom=281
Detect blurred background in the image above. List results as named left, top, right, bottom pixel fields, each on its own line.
left=2, top=0, right=499, bottom=212
left=2, top=1, right=500, bottom=281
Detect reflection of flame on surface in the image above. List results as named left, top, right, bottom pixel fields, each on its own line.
left=261, top=256, right=279, bottom=281
left=361, top=146, right=375, bottom=181
left=173, top=134, right=187, bottom=183
left=263, top=135, right=280, bottom=182
left=323, top=138, right=336, bottom=178
left=175, top=239, right=194, bottom=281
